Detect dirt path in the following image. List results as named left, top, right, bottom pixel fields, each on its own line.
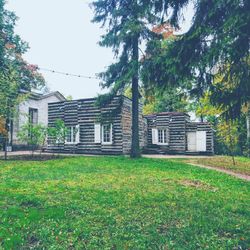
left=188, top=163, right=250, bottom=181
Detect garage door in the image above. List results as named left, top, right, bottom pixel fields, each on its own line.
left=187, top=132, right=197, bottom=151
left=196, top=131, right=207, bottom=152
left=187, top=131, right=207, bottom=152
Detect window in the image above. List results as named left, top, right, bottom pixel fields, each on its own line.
left=66, top=126, right=79, bottom=144
left=102, top=124, right=112, bottom=144
left=28, top=108, right=38, bottom=139
left=29, top=108, right=38, bottom=125
left=158, top=129, right=168, bottom=145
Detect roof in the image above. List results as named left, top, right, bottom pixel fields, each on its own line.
left=21, top=90, right=66, bottom=101
left=39, top=91, right=66, bottom=101
left=144, top=112, right=190, bottom=117
left=47, top=95, right=132, bottom=105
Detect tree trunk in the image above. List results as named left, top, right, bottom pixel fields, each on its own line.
left=228, top=123, right=236, bottom=166
left=4, top=137, right=7, bottom=160
left=4, top=118, right=9, bottom=161
left=130, top=35, right=140, bottom=158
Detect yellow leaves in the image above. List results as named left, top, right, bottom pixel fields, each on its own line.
left=143, top=102, right=155, bottom=115
left=217, top=119, right=239, bottom=151
left=196, top=91, right=223, bottom=117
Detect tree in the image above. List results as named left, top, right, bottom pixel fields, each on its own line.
left=91, top=0, right=165, bottom=158
left=143, top=88, right=188, bottom=115
left=142, top=0, right=249, bottom=120
left=47, top=119, right=68, bottom=150
left=18, top=122, right=47, bottom=157
left=0, top=0, right=45, bottom=159
left=217, top=120, right=239, bottom=165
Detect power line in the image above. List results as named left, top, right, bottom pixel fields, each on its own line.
left=38, top=67, right=100, bottom=80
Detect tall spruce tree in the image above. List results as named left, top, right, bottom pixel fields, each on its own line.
left=91, top=0, right=163, bottom=158
left=142, top=0, right=249, bottom=119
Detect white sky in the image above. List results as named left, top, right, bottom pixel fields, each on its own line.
left=6, top=0, right=194, bottom=99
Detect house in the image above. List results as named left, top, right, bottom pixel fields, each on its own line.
left=47, top=96, right=214, bottom=155
left=11, top=91, right=66, bottom=150
left=144, top=112, right=214, bottom=155
left=47, top=96, right=146, bottom=155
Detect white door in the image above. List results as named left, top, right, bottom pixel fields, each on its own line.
left=196, top=131, right=207, bottom=152
left=152, top=128, right=158, bottom=144
left=187, top=132, right=197, bottom=151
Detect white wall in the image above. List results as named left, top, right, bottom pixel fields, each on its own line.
left=13, top=95, right=63, bottom=144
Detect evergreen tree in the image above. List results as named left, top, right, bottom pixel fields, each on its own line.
left=142, top=0, right=250, bottom=120
left=91, top=0, right=162, bottom=158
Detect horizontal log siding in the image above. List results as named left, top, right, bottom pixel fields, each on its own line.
left=144, top=113, right=214, bottom=155
left=47, top=97, right=125, bottom=155
left=145, top=112, right=214, bottom=154
left=47, top=102, right=65, bottom=151
left=145, top=113, right=187, bottom=154
left=169, top=114, right=187, bottom=153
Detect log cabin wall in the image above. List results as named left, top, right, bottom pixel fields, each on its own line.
left=47, top=101, right=65, bottom=152
left=144, top=112, right=188, bottom=154
left=144, top=112, right=214, bottom=155
left=48, top=96, right=124, bottom=154
left=47, top=96, right=145, bottom=155
left=169, top=113, right=188, bottom=153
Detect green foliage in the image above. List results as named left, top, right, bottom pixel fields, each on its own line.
left=0, top=0, right=45, bottom=152
left=17, top=121, right=47, bottom=153
left=0, top=156, right=249, bottom=249
left=144, top=88, right=188, bottom=115
left=48, top=119, right=68, bottom=145
left=217, top=120, right=239, bottom=162
left=142, top=0, right=250, bottom=119
left=91, top=0, right=167, bottom=157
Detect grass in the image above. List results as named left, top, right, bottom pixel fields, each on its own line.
left=183, top=156, right=250, bottom=175
left=0, top=156, right=249, bottom=249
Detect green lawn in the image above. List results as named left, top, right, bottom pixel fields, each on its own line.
left=0, top=156, right=249, bottom=249
left=183, top=156, right=250, bottom=175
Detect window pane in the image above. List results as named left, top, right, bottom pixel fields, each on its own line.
left=158, top=129, right=167, bottom=144
left=33, top=110, right=38, bottom=124
left=29, top=108, right=38, bottom=125
left=103, top=124, right=111, bottom=143
left=73, top=127, right=76, bottom=142
left=66, top=127, right=71, bottom=142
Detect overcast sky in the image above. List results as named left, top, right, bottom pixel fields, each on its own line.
left=6, top=0, right=194, bottom=99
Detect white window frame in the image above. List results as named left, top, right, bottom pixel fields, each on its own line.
left=157, top=128, right=168, bottom=145
left=102, top=124, right=113, bottom=145
left=65, top=125, right=79, bottom=145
